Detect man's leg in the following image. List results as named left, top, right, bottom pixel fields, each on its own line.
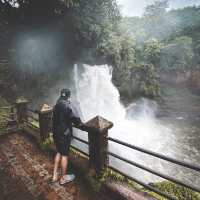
left=53, top=152, right=61, bottom=181
left=59, top=135, right=75, bottom=184
left=60, top=155, right=75, bottom=184
left=61, top=155, right=68, bottom=176
left=61, top=134, right=70, bottom=176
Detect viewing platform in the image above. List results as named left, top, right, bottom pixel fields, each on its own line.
left=0, top=100, right=199, bottom=200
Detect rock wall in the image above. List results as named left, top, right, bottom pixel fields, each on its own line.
left=159, top=68, right=200, bottom=91
left=159, top=71, right=191, bottom=85
left=190, top=68, right=200, bottom=89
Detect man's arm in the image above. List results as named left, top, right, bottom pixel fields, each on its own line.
left=69, top=104, right=83, bottom=126
left=52, top=106, right=56, bottom=133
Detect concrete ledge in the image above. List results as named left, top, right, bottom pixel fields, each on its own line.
left=104, top=180, right=155, bottom=200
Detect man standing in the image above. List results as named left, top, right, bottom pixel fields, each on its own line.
left=52, top=88, right=82, bottom=185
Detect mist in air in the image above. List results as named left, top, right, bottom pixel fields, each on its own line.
left=117, top=0, right=200, bottom=16
left=71, top=64, right=200, bottom=186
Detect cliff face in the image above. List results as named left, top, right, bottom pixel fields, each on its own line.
left=159, top=67, right=200, bottom=92
left=159, top=71, right=190, bottom=85
left=190, top=68, right=200, bottom=90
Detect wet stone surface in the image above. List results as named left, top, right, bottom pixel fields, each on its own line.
left=0, top=133, right=111, bottom=200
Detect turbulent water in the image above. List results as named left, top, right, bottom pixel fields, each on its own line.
left=71, top=64, right=200, bottom=186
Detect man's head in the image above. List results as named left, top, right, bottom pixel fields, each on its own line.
left=60, top=88, right=71, bottom=99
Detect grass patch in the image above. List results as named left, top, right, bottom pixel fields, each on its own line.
left=70, top=147, right=88, bottom=159
left=39, top=133, right=54, bottom=150
left=105, top=168, right=142, bottom=189
left=30, top=120, right=39, bottom=128
left=147, top=181, right=200, bottom=200
left=0, top=96, right=9, bottom=107
left=0, top=97, right=10, bottom=135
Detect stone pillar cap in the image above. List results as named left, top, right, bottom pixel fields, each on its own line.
left=84, top=116, right=113, bottom=132
left=37, top=104, right=53, bottom=114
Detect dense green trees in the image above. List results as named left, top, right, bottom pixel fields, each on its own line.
left=119, top=1, right=200, bottom=98
left=160, top=36, right=194, bottom=71
left=122, top=2, right=200, bottom=73
left=0, top=0, right=200, bottom=102
left=0, top=0, right=122, bottom=101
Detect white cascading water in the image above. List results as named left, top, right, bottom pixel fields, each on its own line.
left=72, top=64, right=197, bottom=184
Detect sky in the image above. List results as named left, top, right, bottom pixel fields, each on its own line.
left=117, top=0, right=200, bottom=17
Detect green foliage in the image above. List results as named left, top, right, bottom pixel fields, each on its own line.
left=70, top=146, right=88, bottom=159
left=130, top=64, right=160, bottom=98
left=149, top=181, right=200, bottom=200
left=71, top=0, right=121, bottom=49
left=30, top=120, right=39, bottom=128
left=143, top=0, right=170, bottom=40
left=0, top=61, right=15, bottom=100
left=97, top=29, right=122, bottom=65
left=118, top=1, right=200, bottom=98
left=39, top=134, right=53, bottom=150
left=1, top=0, right=200, bottom=101
left=0, top=0, right=123, bottom=100
left=86, top=170, right=103, bottom=192
left=0, top=97, right=9, bottom=135
left=144, top=39, right=164, bottom=67
left=160, top=36, right=194, bottom=71
left=0, top=96, right=9, bottom=107
left=86, top=168, right=140, bottom=193
left=98, top=30, right=135, bottom=66
left=123, top=1, right=200, bottom=42
left=105, top=168, right=125, bottom=181
left=144, top=0, right=169, bottom=18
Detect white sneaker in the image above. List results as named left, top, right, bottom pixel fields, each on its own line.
left=60, top=174, right=75, bottom=185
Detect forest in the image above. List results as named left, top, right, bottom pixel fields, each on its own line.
left=0, top=0, right=200, bottom=104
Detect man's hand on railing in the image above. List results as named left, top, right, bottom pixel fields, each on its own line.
left=73, top=122, right=87, bottom=131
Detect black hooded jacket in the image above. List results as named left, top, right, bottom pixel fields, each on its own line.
left=52, top=97, right=81, bottom=137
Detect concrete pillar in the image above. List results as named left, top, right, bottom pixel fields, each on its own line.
left=84, top=116, right=113, bottom=176
left=15, top=99, right=29, bottom=124
left=37, top=105, right=53, bottom=141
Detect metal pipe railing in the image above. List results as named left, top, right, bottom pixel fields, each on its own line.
left=24, top=120, right=40, bottom=129
left=108, top=137, right=200, bottom=172
left=72, top=135, right=89, bottom=145
left=108, top=166, right=178, bottom=200
left=0, top=105, right=15, bottom=109
left=70, top=144, right=89, bottom=157
left=108, top=151, right=200, bottom=193
left=28, top=115, right=39, bottom=122
left=28, top=108, right=37, bottom=113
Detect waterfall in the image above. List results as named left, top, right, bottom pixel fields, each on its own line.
left=73, top=64, right=125, bottom=121
left=74, top=64, right=79, bottom=101
left=72, top=64, right=178, bottom=183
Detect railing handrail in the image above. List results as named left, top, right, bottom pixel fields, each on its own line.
left=70, top=144, right=89, bottom=157
left=0, top=105, right=15, bottom=109
left=27, top=108, right=38, bottom=114
left=109, top=166, right=178, bottom=200
left=28, top=114, right=39, bottom=122
left=108, top=137, right=200, bottom=172
left=72, top=135, right=89, bottom=145
left=108, top=151, right=200, bottom=193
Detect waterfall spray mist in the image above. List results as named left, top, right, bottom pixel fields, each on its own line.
left=71, top=64, right=200, bottom=186
left=72, top=64, right=175, bottom=182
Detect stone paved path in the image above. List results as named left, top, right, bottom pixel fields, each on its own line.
left=0, top=133, right=111, bottom=200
